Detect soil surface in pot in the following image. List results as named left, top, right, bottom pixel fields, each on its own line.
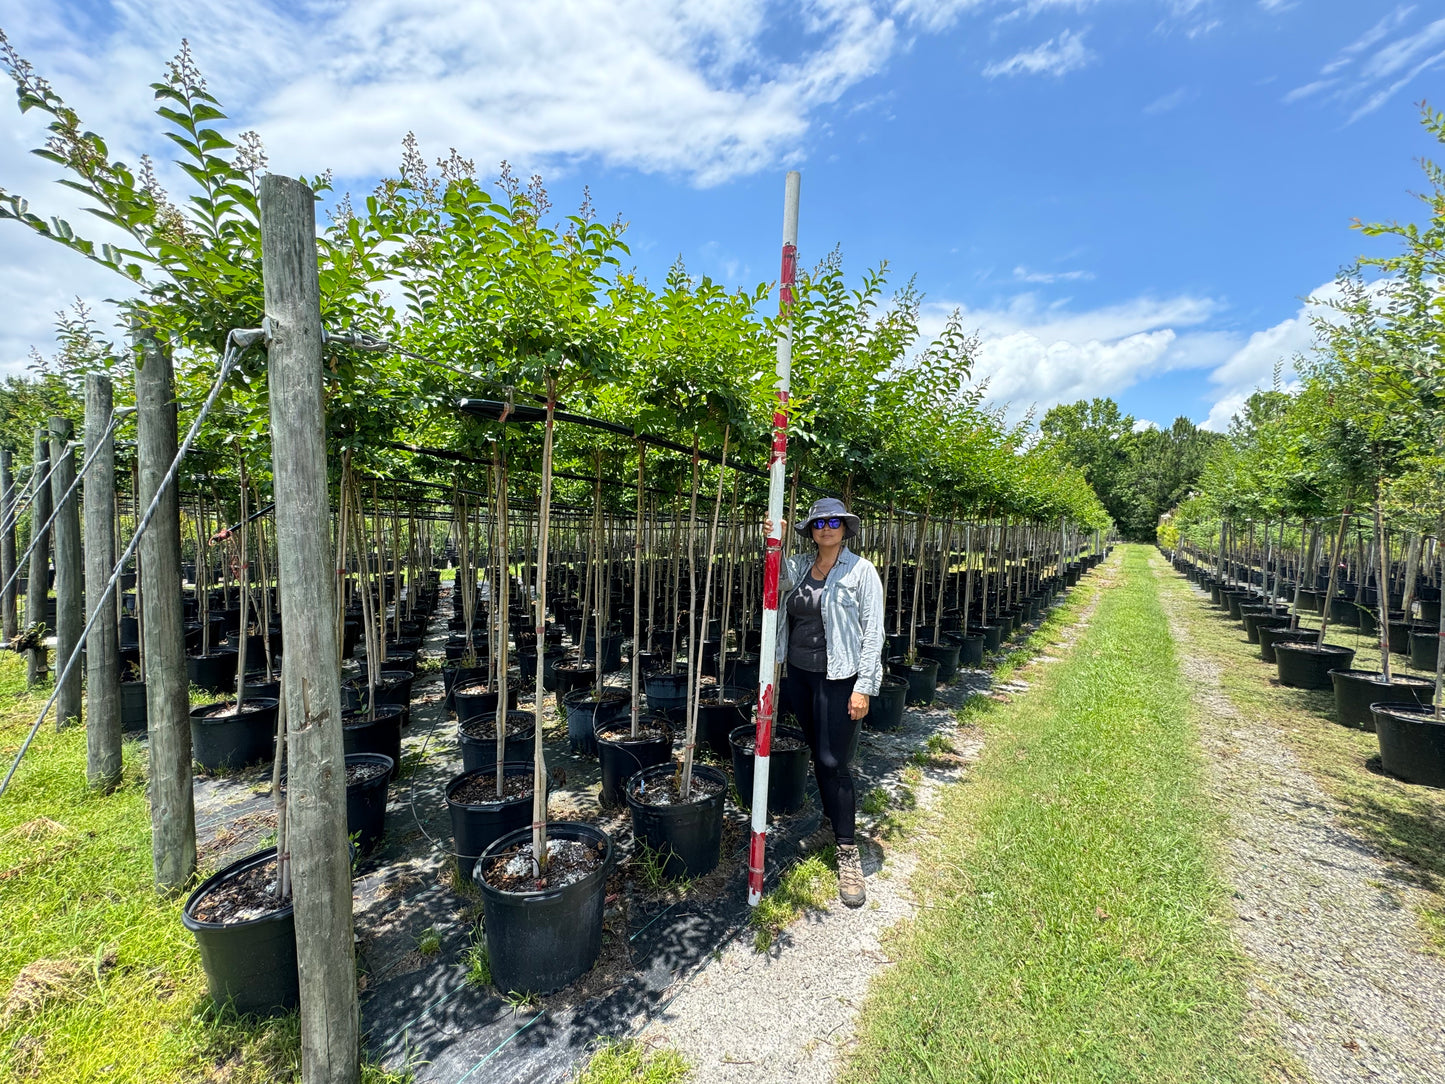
left=600, top=725, right=669, bottom=744
left=195, top=701, right=272, bottom=719
left=346, top=761, right=388, bottom=787
left=734, top=734, right=806, bottom=755
left=190, top=856, right=285, bottom=924
left=451, top=773, right=534, bottom=804
left=458, top=714, right=531, bottom=740
left=482, top=836, right=607, bottom=892
left=454, top=682, right=508, bottom=698
left=628, top=772, right=725, bottom=807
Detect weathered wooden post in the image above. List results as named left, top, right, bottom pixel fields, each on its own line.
left=26, top=428, right=51, bottom=686
left=1, top=448, right=15, bottom=642
left=49, top=418, right=83, bottom=729
left=84, top=375, right=122, bottom=787
left=135, top=328, right=196, bottom=890
left=261, top=173, right=359, bottom=1084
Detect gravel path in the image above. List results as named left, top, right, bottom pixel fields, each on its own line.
left=1153, top=552, right=1445, bottom=1084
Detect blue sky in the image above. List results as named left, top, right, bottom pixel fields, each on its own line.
left=2, top=0, right=1443, bottom=430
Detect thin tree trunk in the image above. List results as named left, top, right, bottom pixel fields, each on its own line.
left=83, top=376, right=121, bottom=787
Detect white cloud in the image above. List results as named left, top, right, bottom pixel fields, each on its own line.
left=1012, top=265, right=1094, bottom=283
left=1285, top=8, right=1445, bottom=122
left=983, top=28, right=1095, bottom=78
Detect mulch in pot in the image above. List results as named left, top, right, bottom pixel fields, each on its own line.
left=189, top=855, right=286, bottom=924
left=451, top=773, right=535, bottom=804
left=481, top=836, right=607, bottom=893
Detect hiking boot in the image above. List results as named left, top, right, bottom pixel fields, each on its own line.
left=799, top=820, right=834, bottom=854
left=836, top=843, right=865, bottom=907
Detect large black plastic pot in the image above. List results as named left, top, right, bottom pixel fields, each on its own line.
left=459, top=710, right=536, bottom=774
left=1275, top=642, right=1356, bottom=690
left=474, top=821, right=612, bottom=995
left=447, top=762, right=538, bottom=881
left=342, top=670, right=415, bottom=728
left=1296, top=588, right=1323, bottom=614
left=1257, top=623, right=1315, bottom=664
left=970, top=623, right=1004, bottom=652
left=190, top=698, right=279, bottom=770
left=916, top=636, right=962, bottom=684
left=1372, top=703, right=1445, bottom=788
left=345, top=753, right=394, bottom=854
left=442, top=662, right=488, bottom=708
left=1329, top=670, right=1433, bottom=731
left=723, top=653, right=761, bottom=690
left=1410, top=630, right=1441, bottom=672
left=1239, top=605, right=1290, bottom=644
left=515, top=647, right=566, bottom=693
left=625, top=763, right=727, bottom=880
left=1222, top=590, right=1253, bottom=620
left=355, top=648, right=416, bottom=675
left=578, top=632, right=623, bottom=674
left=182, top=848, right=297, bottom=1015
left=187, top=649, right=239, bottom=694
left=562, top=688, right=630, bottom=755
left=729, top=724, right=809, bottom=815
left=887, top=656, right=940, bottom=706
left=864, top=674, right=908, bottom=731
left=1388, top=621, right=1414, bottom=656
left=1328, top=596, right=1361, bottom=628
left=120, top=679, right=147, bottom=733
left=955, top=634, right=985, bottom=668
left=643, top=668, right=690, bottom=717
left=1420, top=599, right=1443, bottom=626
left=1357, top=608, right=1406, bottom=637
left=342, top=704, right=405, bottom=778
left=241, top=670, right=282, bottom=704
left=696, top=686, right=753, bottom=758
left=454, top=682, right=518, bottom=725
left=596, top=717, right=673, bottom=808
left=553, top=660, right=596, bottom=714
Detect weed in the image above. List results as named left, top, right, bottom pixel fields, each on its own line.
left=461, top=930, right=491, bottom=988
left=860, top=788, right=891, bottom=816
left=750, top=853, right=837, bottom=953
left=572, top=1038, right=690, bottom=1084
left=415, top=926, right=442, bottom=956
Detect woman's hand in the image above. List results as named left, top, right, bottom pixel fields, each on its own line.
left=763, top=518, right=788, bottom=536
left=848, top=691, right=869, bottom=720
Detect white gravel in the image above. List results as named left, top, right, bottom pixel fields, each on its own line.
left=1156, top=552, right=1445, bottom=1084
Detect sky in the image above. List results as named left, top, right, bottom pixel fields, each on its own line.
left=1, top=0, right=1443, bottom=432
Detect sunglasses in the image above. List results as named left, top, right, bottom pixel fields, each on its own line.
left=811, top=517, right=843, bottom=530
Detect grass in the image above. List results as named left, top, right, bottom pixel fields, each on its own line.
left=1154, top=552, right=1445, bottom=952
left=749, top=852, right=837, bottom=953
left=461, top=930, right=490, bottom=988
left=0, top=654, right=408, bottom=1083
left=571, top=1039, right=689, bottom=1084
left=844, top=545, right=1290, bottom=1084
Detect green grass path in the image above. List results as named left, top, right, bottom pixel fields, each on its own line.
left=844, top=544, right=1285, bottom=1084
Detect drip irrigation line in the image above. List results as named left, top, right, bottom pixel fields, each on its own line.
left=0, top=334, right=254, bottom=800
left=0, top=410, right=131, bottom=610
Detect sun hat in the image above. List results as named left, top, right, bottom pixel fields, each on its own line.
left=795, top=497, right=860, bottom=541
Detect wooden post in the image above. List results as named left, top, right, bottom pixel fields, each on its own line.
left=1, top=449, right=16, bottom=642
left=260, top=173, right=359, bottom=1084
left=49, top=418, right=82, bottom=729
left=135, top=327, right=197, bottom=891
left=26, top=428, right=51, bottom=686
left=85, top=376, right=122, bottom=787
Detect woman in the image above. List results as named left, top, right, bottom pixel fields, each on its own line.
left=764, top=497, right=884, bottom=907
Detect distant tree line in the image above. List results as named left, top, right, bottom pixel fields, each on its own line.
left=1038, top=397, right=1223, bottom=541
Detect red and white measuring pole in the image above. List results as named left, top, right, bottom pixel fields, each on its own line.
left=748, top=171, right=800, bottom=908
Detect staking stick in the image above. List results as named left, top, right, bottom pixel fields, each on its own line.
left=748, top=172, right=800, bottom=908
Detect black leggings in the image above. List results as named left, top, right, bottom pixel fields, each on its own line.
left=783, top=668, right=862, bottom=845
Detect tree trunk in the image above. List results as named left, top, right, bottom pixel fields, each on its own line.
left=1317, top=506, right=1352, bottom=646
left=48, top=418, right=82, bottom=729
left=26, top=428, right=51, bottom=687
left=1, top=449, right=16, bottom=642
left=260, top=173, right=359, bottom=1084
left=83, top=375, right=122, bottom=788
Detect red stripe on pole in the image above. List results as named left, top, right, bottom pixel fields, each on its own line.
left=762, top=546, right=781, bottom=609
left=748, top=830, right=767, bottom=881
left=755, top=683, right=774, bottom=757
left=779, top=243, right=797, bottom=304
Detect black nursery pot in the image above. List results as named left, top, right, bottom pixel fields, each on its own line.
left=1410, top=630, right=1441, bottom=672
left=120, top=679, right=148, bottom=734
left=1274, top=642, right=1356, bottom=690
left=887, top=656, right=940, bottom=706
left=459, top=710, right=537, bottom=774
left=625, top=762, right=728, bottom=881
left=595, top=717, right=673, bottom=808
left=190, top=698, right=279, bottom=771
left=187, top=648, right=239, bottom=694
left=342, top=704, right=405, bottom=779
left=562, top=688, right=631, bottom=756
left=442, top=662, right=489, bottom=708
left=454, top=682, right=518, bottom=725
left=474, top=821, right=613, bottom=996
left=1256, top=623, right=1315, bottom=664
left=1329, top=669, right=1433, bottom=731
left=915, top=636, right=962, bottom=684
left=1239, top=605, right=1289, bottom=645
left=970, top=623, right=1004, bottom=652
left=865, top=674, right=909, bottom=731
left=447, top=762, right=539, bottom=881
left=181, top=847, right=298, bottom=1016
left=643, top=668, right=690, bottom=717
left=696, top=686, right=753, bottom=759
left=955, top=634, right=985, bottom=668
left=345, top=752, right=394, bottom=854
left=729, top=723, right=809, bottom=816
left=1371, top=702, right=1445, bottom=788
left=343, top=671, right=415, bottom=728
left=723, top=653, right=761, bottom=690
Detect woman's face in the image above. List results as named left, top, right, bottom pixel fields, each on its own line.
left=811, top=519, right=845, bottom=546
